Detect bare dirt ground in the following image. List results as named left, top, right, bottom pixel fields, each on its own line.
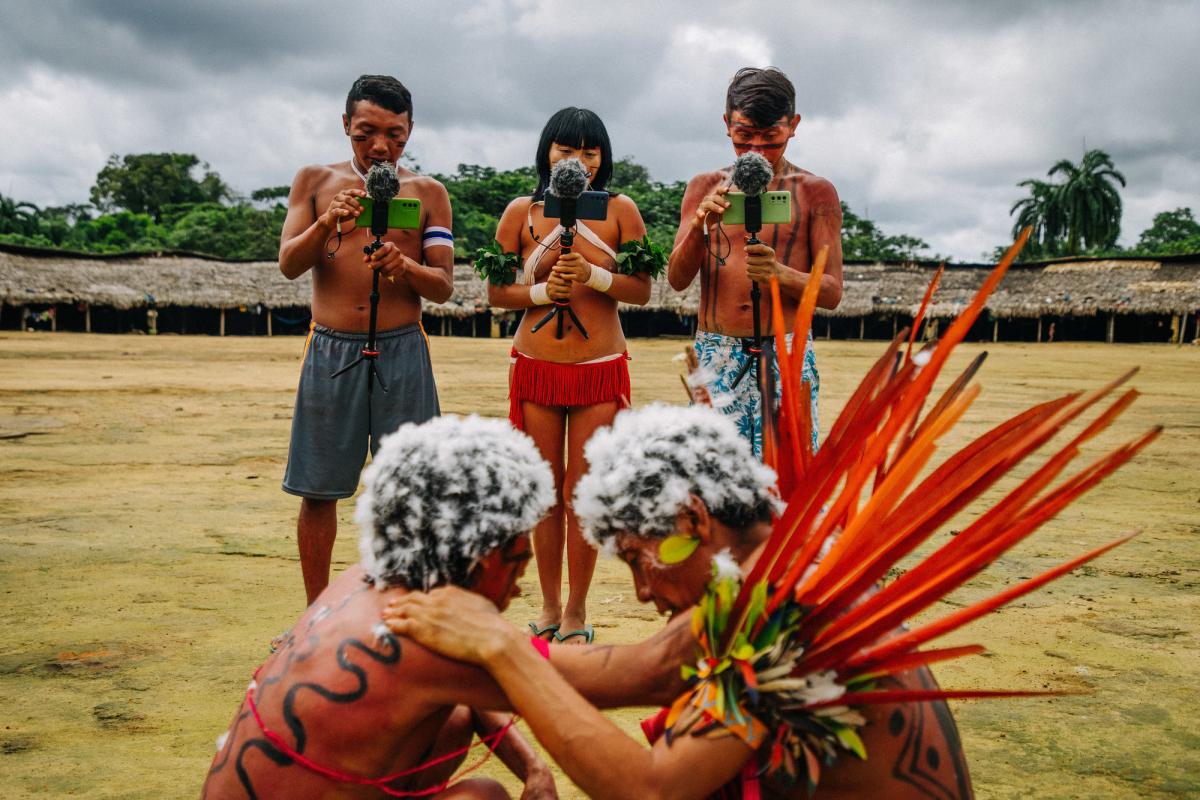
left=0, top=332, right=1197, bottom=799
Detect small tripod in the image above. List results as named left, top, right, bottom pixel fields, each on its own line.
left=530, top=226, right=589, bottom=339
left=331, top=235, right=389, bottom=395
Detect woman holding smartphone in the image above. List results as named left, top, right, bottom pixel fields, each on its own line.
left=473, top=107, right=664, bottom=644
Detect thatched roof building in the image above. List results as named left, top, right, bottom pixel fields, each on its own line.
left=3, top=243, right=1198, bottom=341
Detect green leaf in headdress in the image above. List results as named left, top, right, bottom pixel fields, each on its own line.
left=658, top=533, right=700, bottom=564
left=472, top=240, right=519, bottom=286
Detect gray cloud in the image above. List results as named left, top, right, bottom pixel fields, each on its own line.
left=1, top=0, right=1195, bottom=260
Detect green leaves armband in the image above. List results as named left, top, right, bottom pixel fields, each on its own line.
left=472, top=241, right=520, bottom=286
left=614, top=235, right=667, bottom=279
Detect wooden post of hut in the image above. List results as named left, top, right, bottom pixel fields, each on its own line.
left=50, top=305, right=57, bottom=332
left=1106, top=313, right=1115, bottom=344
left=858, top=317, right=865, bottom=340
left=992, top=318, right=999, bottom=343
left=85, top=304, right=92, bottom=333
left=220, top=307, right=226, bottom=337
left=266, top=308, right=273, bottom=337
left=1177, top=312, right=1186, bottom=346
left=1036, top=317, right=1042, bottom=343
left=891, top=315, right=898, bottom=338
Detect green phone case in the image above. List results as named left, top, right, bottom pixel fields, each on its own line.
left=723, top=191, right=792, bottom=226
left=356, top=197, right=422, bottom=231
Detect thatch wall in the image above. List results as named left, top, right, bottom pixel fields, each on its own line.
left=3, top=244, right=1198, bottom=321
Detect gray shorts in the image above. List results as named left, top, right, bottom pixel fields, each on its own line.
left=282, top=322, right=440, bottom=500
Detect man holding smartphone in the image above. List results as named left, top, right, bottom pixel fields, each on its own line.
left=278, top=74, right=454, bottom=606
left=668, top=67, right=844, bottom=456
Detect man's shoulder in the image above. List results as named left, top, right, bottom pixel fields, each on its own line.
left=401, top=172, right=449, bottom=197
left=786, top=167, right=839, bottom=199
left=292, top=162, right=353, bottom=192
left=687, top=167, right=731, bottom=189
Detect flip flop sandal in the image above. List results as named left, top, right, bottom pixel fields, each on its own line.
left=553, top=624, right=594, bottom=644
left=527, top=621, right=560, bottom=639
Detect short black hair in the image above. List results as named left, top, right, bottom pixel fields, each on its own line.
left=346, top=75, right=413, bottom=121
left=533, top=107, right=613, bottom=200
left=726, top=67, right=795, bottom=127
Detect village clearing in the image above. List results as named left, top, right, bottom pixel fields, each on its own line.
left=0, top=332, right=1197, bottom=799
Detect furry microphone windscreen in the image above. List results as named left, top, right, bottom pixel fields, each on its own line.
left=549, top=158, right=589, bottom=199
left=366, top=161, right=400, bottom=204
left=731, top=152, right=773, bottom=197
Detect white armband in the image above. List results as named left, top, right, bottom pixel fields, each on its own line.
left=529, top=282, right=552, bottom=305
left=584, top=263, right=614, bottom=293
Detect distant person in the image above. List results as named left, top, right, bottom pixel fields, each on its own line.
left=475, top=108, right=661, bottom=645
left=278, top=75, right=454, bottom=605
left=668, top=67, right=844, bottom=456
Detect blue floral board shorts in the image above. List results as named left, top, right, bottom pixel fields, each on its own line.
left=693, top=330, right=819, bottom=458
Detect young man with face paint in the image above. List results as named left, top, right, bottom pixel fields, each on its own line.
left=382, top=406, right=972, bottom=800
left=668, top=67, right=845, bottom=457
left=278, top=75, right=455, bottom=605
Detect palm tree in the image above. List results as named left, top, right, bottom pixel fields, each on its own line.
left=0, top=194, right=40, bottom=236
left=1048, top=149, right=1126, bottom=254
left=1010, top=178, right=1063, bottom=257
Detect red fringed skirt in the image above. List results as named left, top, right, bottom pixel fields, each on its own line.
left=508, top=348, right=631, bottom=430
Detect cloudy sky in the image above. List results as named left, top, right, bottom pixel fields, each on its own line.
left=2, top=0, right=1197, bottom=260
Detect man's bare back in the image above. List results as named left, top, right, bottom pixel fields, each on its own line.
left=203, top=566, right=551, bottom=799
left=670, top=158, right=844, bottom=338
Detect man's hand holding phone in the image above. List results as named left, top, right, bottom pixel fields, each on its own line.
left=692, top=185, right=731, bottom=232
left=322, top=188, right=365, bottom=229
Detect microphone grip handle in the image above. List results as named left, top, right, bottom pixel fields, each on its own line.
left=370, top=198, right=390, bottom=237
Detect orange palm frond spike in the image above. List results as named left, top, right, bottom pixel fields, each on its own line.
left=725, top=226, right=1158, bottom=700
left=905, top=262, right=944, bottom=362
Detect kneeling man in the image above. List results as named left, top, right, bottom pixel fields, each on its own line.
left=204, top=415, right=558, bottom=799
left=385, top=406, right=971, bottom=799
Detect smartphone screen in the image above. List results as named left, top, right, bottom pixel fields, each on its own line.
left=723, top=191, right=792, bottom=226
left=356, top=197, right=422, bottom=230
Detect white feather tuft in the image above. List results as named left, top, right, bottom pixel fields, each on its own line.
left=712, top=548, right=742, bottom=582
left=575, top=404, right=776, bottom=550
left=356, top=415, right=554, bottom=589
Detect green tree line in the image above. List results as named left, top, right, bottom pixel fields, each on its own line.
left=0, top=151, right=937, bottom=263
left=3, top=149, right=1195, bottom=264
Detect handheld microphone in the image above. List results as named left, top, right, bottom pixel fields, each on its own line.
left=547, top=158, right=589, bottom=230
left=731, top=152, right=773, bottom=237
left=365, top=161, right=400, bottom=237
left=531, top=157, right=592, bottom=341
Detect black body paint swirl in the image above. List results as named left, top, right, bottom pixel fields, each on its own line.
left=207, top=628, right=402, bottom=799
